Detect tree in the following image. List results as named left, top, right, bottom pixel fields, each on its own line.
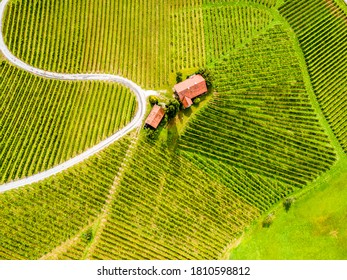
left=194, top=97, right=201, bottom=104
left=176, top=71, right=183, bottom=83
left=81, top=228, right=93, bottom=243
left=195, top=67, right=213, bottom=88
left=165, top=99, right=180, bottom=119
left=144, top=127, right=158, bottom=141
left=262, top=212, right=275, bottom=228
left=283, top=197, right=295, bottom=212
left=149, top=95, right=159, bottom=106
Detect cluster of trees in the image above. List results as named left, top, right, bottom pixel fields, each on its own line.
left=81, top=228, right=93, bottom=243
left=261, top=197, right=295, bottom=228
left=165, top=99, right=180, bottom=119
left=148, top=96, right=180, bottom=120
left=176, top=72, right=183, bottom=83
left=195, top=68, right=213, bottom=88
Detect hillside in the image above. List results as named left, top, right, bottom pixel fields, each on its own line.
left=0, top=0, right=346, bottom=260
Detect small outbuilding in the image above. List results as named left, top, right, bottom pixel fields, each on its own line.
left=173, top=75, right=207, bottom=109
left=144, top=104, right=165, bottom=129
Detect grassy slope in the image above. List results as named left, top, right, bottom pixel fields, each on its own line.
left=230, top=156, right=347, bottom=259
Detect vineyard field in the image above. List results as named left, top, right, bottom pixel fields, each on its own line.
left=2, top=0, right=281, bottom=89
left=0, top=60, right=136, bottom=184
left=279, top=0, right=347, bottom=152
left=203, top=0, right=279, bottom=8
left=88, top=139, right=259, bottom=260
left=178, top=25, right=336, bottom=188
left=0, top=0, right=346, bottom=261
left=0, top=137, right=131, bottom=259
left=3, top=0, right=206, bottom=89
left=182, top=152, right=296, bottom=212
left=203, top=4, right=274, bottom=62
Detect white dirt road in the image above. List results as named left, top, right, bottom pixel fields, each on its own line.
left=0, top=0, right=150, bottom=192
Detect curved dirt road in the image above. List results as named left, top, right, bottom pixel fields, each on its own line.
left=0, top=0, right=149, bottom=192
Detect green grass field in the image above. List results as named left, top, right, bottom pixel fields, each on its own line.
left=230, top=156, right=347, bottom=260
left=0, top=0, right=346, bottom=260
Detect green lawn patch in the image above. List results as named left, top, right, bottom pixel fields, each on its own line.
left=230, top=157, right=347, bottom=260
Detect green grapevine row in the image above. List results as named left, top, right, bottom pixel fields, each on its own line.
left=203, top=0, right=279, bottom=8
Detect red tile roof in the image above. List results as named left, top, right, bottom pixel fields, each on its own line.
left=181, top=96, right=193, bottom=109
left=174, top=75, right=207, bottom=108
left=145, top=104, right=165, bottom=129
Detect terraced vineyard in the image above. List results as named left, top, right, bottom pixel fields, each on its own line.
left=279, top=0, right=347, bottom=152
left=0, top=137, right=131, bottom=259
left=2, top=0, right=282, bottom=89
left=179, top=25, right=336, bottom=188
left=0, top=60, right=136, bottom=184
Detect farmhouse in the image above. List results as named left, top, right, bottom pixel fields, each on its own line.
left=144, top=104, right=165, bottom=129
left=173, top=75, right=207, bottom=109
